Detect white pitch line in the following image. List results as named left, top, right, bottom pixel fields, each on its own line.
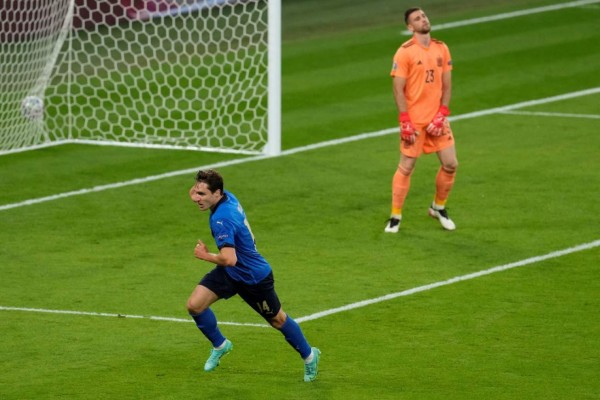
left=499, top=110, right=600, bottom=119
left=449, top=87, right=600, bottom=122
left=402, top=0, right=600, bottom=35
left=2, top=240, right=598, bottom=326
left=0, top=156, right=269, bottom=212
left=0, top=305, right=269, bottom=328
left=2, top=86, right=599, bottom=212
left=295, top=239, right=600, bottom=323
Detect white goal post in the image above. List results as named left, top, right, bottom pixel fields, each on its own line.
left=0, top=0, right=281, bottom=156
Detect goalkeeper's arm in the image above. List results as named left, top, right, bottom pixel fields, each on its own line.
left=393, top=77, right=417, bottom=145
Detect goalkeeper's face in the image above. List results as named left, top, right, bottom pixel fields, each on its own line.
left=407, top=10, right=431, bottom=34
left=189, top=182, right=222, bottom=212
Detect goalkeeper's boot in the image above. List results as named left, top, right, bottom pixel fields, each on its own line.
left=204, top=339, right=233, bottom=372
left=428, top=204, right=456, bottom=231
left=304, top=347, right=321, bottom=382
left=384, top=217, right=401, bottom=233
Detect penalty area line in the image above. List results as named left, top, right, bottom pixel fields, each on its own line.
left=0, top=306, right=269, bottom=328
left=295, top=239, right=600, bottom=323
left=2, top=240, right=598, bottom=327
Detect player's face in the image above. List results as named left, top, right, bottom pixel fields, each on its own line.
left=189, top=182, right=221, bottom=211
left=407, top=10, right=431, bottom=34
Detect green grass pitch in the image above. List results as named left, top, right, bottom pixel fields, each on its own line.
left=1, top=0, right=599, bottom=398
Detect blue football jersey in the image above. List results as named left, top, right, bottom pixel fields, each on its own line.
left=209, top=191, right=271, bottom=284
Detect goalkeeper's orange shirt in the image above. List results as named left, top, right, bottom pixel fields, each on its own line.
left=390, top=36, right=453, bottom=125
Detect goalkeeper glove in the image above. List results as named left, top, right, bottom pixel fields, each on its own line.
left=425, top=105, right=450, bottom=136
left=399, top=112, right=417, bottom=145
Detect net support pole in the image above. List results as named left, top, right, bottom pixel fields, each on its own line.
left=266, top=0, right=281, bottom=156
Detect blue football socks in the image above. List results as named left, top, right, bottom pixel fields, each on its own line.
left=190, top=308, right=226, bottom=348
left=279, top=315, right=312, bottom=359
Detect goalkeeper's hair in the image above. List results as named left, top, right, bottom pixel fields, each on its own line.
left=195, top=169, right=224, bottom=194
left=404, top=7, right=422, bottom=24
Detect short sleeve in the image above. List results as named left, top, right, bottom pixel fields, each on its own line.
left=211, top=218, right=235, bottom=249
left=442, top=43, right=453, bottom=72
left=390, top=47, right=410, bottom=78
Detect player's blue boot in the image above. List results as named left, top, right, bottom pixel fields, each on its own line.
left=204, top=339, right=233, bottom=372
left=303, top=347, right=321, bottom=382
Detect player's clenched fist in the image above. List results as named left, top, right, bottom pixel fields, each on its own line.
left=194, top=240, right=210, bottom=260
left=426, top=105, right=450, bottom=136
left=399, top=112, right=418, bottom=145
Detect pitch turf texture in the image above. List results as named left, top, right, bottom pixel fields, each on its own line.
left=1, top=0, right=599, bottom=398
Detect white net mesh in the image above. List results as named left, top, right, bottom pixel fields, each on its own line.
left=0, top=0, right=269, bottom=155
left=0, top=0, right=72, bottom=152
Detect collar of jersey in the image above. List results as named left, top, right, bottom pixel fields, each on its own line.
left=211, top=192, right=228, bottom=214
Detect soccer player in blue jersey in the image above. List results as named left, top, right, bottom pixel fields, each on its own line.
left=186, top=169, right=320, bottom=382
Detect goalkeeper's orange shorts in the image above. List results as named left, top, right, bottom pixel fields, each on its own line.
left=400, top=120, right=455, bottom=158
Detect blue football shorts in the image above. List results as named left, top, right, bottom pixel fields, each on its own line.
left=199, top=267, right=282, bottom=320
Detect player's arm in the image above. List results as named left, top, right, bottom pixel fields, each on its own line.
left=441, top=70, right=452, bottom=108
left=392, top=76, right=408, bottom=113
left=392, top=76, right=417, bottom=145
left=194, top=240, right=238, bottom=266
left=426, top=71, right=452, bottom=136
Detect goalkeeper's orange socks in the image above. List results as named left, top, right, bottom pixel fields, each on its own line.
left=391, top=165, right=455, bottom=216
left=391, top=165, right=412, bottom=217
left=434, top=166, right=456, bottom=207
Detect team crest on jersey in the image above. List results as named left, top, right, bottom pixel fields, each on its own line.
left=437, top=56, right=443, bottom=67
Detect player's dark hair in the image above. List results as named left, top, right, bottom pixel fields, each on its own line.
left=195, top=169, right=224, bottom=194
left=404, top=7, right=422, bottom=25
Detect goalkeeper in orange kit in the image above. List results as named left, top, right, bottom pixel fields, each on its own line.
left=385, top=7, right=459, bottom=233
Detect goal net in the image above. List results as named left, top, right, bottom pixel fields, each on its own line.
left=0, top=0, right=280, bottom=156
